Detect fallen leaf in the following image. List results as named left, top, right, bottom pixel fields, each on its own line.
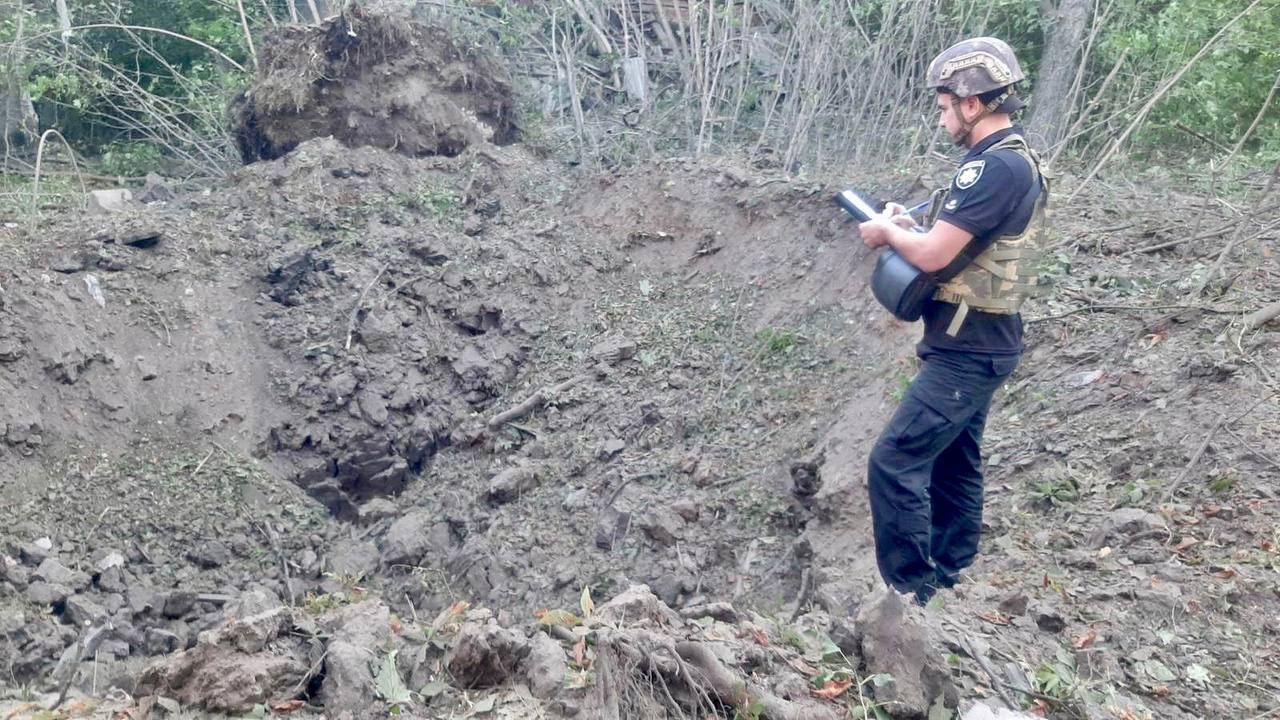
left=1186, top=663, right=1212, bottom=685
left=1202, top=503, right=1222, bottom=517
left=572, top=637, right=588, bottom=667
left=1172, top=536, right=1199, bottom=554
left=389, top=617, right=403, bottom=634
left=374, top=650, right=412, bottom=704
left=810, top=678, right=853, bottom=700
left=580, top=586, right=595, bottom=620
left=1212, top=567, right=1238, bottom=579
left=751, top=628, right=770, bottom=646
left=977, top=611, right=1012, bottom=626
left=534, top=609, right=581, bottom=627
left=5, top=704, right=41, bottom=720
left=421, top=681, right=448, bottom=698
left=1073, top=628, right=1098, bottom=649
left=271, top=700, right=306, bottom=714
left=1152, top=684, right=1171, bottom=697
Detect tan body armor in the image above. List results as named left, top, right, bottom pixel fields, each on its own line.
left=927, top=134, right=1050, bottom=336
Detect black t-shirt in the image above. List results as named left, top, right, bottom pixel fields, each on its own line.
left=920, top=126, right=1039, bottom=356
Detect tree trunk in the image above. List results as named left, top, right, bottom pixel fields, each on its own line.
left=1025, top=0, right=1091, bottom=150
left=3, top=0, right=38, bottom=153
left=55, top=0, right=73, bottom=46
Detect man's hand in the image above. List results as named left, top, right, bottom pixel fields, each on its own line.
left=860, top=203, right=916, bottom=248
left=859, top=217, right=895, bottom=248
left=882, top=202, right=919, bottom=229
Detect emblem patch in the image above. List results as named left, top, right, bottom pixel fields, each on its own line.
left=945, top=198, right=959, bottom=211
left=954, top=160, right=986, bottom=190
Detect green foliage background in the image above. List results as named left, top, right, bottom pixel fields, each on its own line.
left=2, top=0, right=1277, bottom=171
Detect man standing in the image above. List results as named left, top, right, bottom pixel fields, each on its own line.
left=858, top=37, right=1050, bottom=604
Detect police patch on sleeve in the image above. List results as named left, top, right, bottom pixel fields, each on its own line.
left=954, top=160, right=986, bottom=190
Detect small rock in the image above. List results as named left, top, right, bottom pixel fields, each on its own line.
left=225, top=587, right=282, bottom=619
left=2, top=560, right=30, bottom=590
left=127, top=586, right=158, bottom=615
left=298, top=548, right=319, bottom=575
left=594, top=508, right=631, bottom=551
left=1087, top=508, right=1165, bottom=549
left=636, top=508, right=684, bottom=546
left=325, top=540, right=379, bottom=580
left=163, top=590, right=197, bottom=618
left=199, top=607, right=291, bottom=654
left=381, top=511, right=455, bottom=566
left=827, top=617, right=860, bottom=661
left=26, top=581, right=70, bottom=606
left=97, top=566, right=127, bottom=593
left=997, top=593, right=1029, bottom=617
left=446, top=616, right=530, bottom=687
left=34, top=558, right=91, bottom=591
left=136, top=644, right=306, bottom=714
left=671, top=499, right=699, bottom=522
left=487, top=465, right=540, bottom=505
left=100, top=638, right=131, bottom=660
left=145, top=628, right=182, bottom=655
left=319, top=640, right=379, bottom=714
left=522, top=632, right=567, bottom=698
left=135, top=356, right=158, bottom=381
left=597, top=438, right=625, bottom=461
left=595, top=585, right=682, bottom=626
left=19, top=541, right=52, bottom=565
left=96, top=551, right=126, bottom=573
left=101, top=592, right=126, bottom=615
left=562, top=487, right=593, bottom=511
left=589, top=336, right=638, bottom=365
left=51, top=255, right=85, bottom=273
left=356, top=498, right=399, bottom=524
left=186, top=541, right=230, bottom=568
left=63, top=594, right=108, bottom=627
left=137, top=173, right=175, bottom=203
left=679, top=602, right=739, bottom=623
left=86, top=188, right=134, bottom=215
left=1065, top=370, right=1104, bottom=387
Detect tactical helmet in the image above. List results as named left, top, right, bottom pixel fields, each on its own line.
left=927, top=37, right=1025, bottom=107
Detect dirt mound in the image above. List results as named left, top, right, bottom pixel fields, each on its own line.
left=4, top=129, right=1279, bottom=718
left=231, top=6, right=515, bottom=163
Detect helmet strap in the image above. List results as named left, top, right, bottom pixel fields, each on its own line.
left=951, top=89, right=1011, bottom=146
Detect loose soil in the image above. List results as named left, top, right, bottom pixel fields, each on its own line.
left=2, top=12, right=1279, bottom=720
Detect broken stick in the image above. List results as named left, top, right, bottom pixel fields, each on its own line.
left=487, top=374, right=591, bottom=428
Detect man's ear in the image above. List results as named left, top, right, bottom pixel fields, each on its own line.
left=961, top=95, right=983, bottom=120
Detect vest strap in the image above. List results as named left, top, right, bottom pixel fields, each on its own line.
left=945, top=300, right=970, bottom=337
left=986, top=248, right=1042, bottom=262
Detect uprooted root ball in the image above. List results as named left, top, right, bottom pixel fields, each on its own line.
left=231, top=5, right=515, bottom=163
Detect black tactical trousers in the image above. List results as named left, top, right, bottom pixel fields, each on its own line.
left=867, top=349, right=1019, bottom=602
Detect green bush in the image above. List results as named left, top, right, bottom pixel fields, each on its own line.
left=99, top=141, right=164, bottom=176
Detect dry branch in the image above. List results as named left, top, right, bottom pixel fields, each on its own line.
left=1064, top=0, right=1266, bottom=207
left=674, top=641, right=842, bottom=720
left=1162, top=392, right=1278, bottom=503
left=1244, top=301, right=1280, bottom=331
left=22, top=23, right=247, bottom=71
left=488, top=374, right=591, bottom=428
